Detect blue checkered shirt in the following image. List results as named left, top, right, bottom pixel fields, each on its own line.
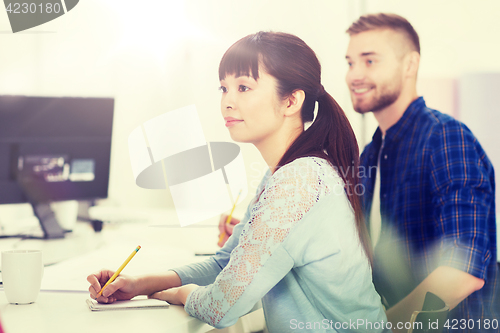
left=360, top=97, right=499, bottom=332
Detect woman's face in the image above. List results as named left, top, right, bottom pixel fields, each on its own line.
left=220, top=70, right=286, bottom=145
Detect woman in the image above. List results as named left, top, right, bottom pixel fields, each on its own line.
left=88, top=32, right=388, bottom=332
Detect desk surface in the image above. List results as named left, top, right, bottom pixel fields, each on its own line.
left=0, top=219, right=233, bottom=333
left=0, top=290, right=215, bottom=333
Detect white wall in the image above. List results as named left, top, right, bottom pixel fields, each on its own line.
left=0, top=0, right=355, bottom=214
left=1, top=0, right=499, bottom=220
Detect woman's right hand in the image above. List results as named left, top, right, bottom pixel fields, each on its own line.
left=217, top=214, right=241, bottom=247
left=87, top=269, right=139, bottom=303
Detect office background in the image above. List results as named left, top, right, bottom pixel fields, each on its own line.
left=0, top=0, right=498, bottom=243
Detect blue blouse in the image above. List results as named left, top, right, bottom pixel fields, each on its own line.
left=173, top=157, right=388, bottom=332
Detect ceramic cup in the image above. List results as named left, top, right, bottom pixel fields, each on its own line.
left=2, top=250, right=43, bottom=304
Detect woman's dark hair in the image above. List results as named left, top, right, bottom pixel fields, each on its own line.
left=218, top=31, right=372, bottom=263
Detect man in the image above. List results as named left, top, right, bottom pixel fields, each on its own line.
left=345, top=13, right=499, bottom=332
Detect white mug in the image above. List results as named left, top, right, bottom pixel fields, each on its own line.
left=2, top=250, right=44, bottom=304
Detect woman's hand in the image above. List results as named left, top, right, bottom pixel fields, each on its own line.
left=149, top=284, right=199, bottom=305
left=218, top=214, right=241, bottom=247
left=87, top=269, right=139, bottom=304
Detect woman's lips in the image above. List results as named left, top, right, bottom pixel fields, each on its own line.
left=224, top=118, right=243, bottom=127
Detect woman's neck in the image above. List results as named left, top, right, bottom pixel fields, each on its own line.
left=255, top=126, right=303, bottom=174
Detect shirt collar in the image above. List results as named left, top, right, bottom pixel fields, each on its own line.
left=371, top=97, right=426, bottom=144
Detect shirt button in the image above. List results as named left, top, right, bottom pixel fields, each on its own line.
left=383, top=194, right=387, bottom=199
left=384, top=154, right=388, bottom=160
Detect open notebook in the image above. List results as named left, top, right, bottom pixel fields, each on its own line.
left=86, top=296, right=169, bottom=311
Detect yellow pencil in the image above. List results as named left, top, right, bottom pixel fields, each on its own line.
left=95, top=245, right=141, bottom=300
left=218, top=190, right=242, bottom=245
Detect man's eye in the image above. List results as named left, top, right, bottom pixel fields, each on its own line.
left=367, top=59, right=373, bottom=65
left=239, top=85, right=250, bottom=92
left=347, top=62, right=353, bottom=67
left=219, top=86, right=228, bottom=93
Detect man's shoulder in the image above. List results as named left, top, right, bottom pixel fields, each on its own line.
left=420, top=107, right=479, bottom=145
left=417, top=106, right=463, bottom=132
left=360, top=105, right=476, bottom=158
left=388, top=103, right=476, bottom=147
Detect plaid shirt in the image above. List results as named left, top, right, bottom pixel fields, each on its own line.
left=360, top=97, right=499, bottom=332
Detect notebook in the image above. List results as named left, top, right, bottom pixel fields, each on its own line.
left=86, top=297, right=169, bottom=311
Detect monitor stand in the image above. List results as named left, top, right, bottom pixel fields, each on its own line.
left=31, top=203, right=66, bottom=239
left=16, top=177, right=66, bottom=239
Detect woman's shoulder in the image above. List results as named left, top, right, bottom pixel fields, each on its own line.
left=258, top=157, right=345, bottom=200
left=273, top=156, right=343, bottom=184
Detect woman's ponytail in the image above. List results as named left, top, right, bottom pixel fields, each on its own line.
left=278, top=90, right=373, bottom=265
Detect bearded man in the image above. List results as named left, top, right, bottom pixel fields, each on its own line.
left=346, top=13, right=499, bottom=333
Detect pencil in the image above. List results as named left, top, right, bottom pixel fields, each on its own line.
left=218, top=190, right=242, bottom=245
left=94, top=245, right=141, bottom=300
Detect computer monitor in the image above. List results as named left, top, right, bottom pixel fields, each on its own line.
left=0, top=95, right=114, bottom=238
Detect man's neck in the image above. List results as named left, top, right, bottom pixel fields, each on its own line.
left=373, top=91, right=419, bottom=136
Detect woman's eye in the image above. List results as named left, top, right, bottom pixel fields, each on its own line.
left=238, top=85, right=250, bottom=92
left=218, top=86, right=228, bottom=93
left=367, top=59, right=373, bottom=65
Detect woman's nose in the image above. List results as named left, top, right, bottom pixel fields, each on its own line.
left=222, top=90, right=236, bottom=110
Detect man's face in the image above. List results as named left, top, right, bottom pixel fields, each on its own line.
left=345, top=29, right=405, bottom=114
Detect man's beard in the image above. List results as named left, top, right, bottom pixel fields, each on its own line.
left=353, top=84, right=402, bottom=114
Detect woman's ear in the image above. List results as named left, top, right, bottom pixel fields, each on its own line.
left=284, top=89, right=305, bottom=117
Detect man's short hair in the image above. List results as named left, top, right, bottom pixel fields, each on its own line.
left=346, top=13, right=420, bottom=54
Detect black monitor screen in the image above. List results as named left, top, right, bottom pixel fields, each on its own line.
left=0, top=95, right=114, bottom=204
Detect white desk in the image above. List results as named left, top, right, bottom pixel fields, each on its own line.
left=0, top=290, right=214, bottom=333
left=0, top=217, right=263, bottom=333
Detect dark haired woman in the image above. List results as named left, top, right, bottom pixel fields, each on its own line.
left=88, top=31, right=388, bottom=332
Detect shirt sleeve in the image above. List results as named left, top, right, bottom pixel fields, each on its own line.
left=429, top=120, right=495, bottom=280
left=184, top=159, right=333, bottom=328
left=172, top=210, right=250, bottom=286
left=172, top=171, right=271, bottom=286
